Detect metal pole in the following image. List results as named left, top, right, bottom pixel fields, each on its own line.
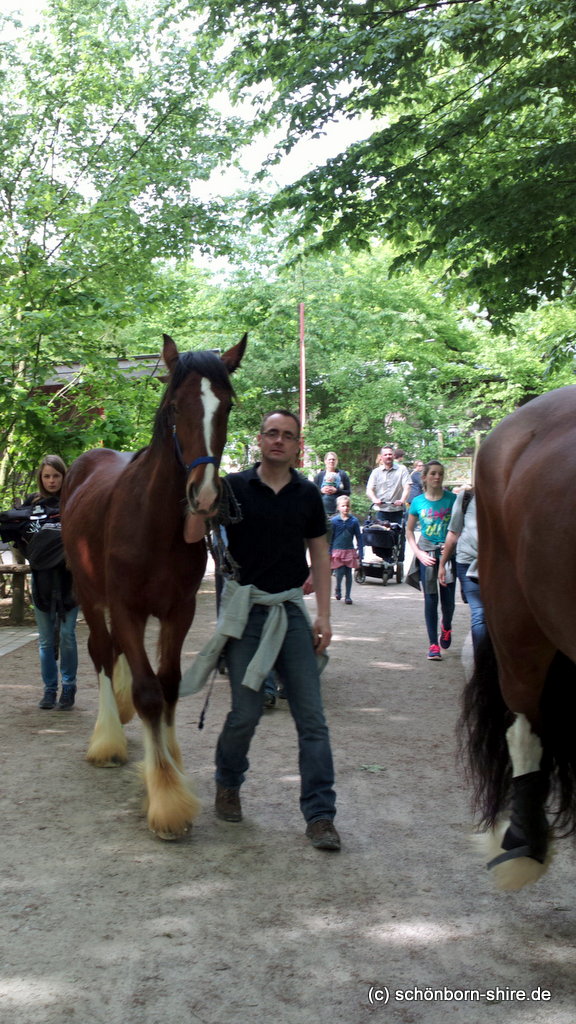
left=299, top=302, right=306, bottom=467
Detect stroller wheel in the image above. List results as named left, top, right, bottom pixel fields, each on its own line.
left=381, top=572, right=389, bottom=586
left=354, top=568, right=366, bottom=584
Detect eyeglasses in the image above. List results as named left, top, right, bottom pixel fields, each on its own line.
left=261, top=429, right=299, bottom=442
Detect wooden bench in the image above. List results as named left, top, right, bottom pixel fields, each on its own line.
left=0, top=564, right=32, bottom=624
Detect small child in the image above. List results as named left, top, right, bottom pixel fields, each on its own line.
left=329, top=495, right=364, bottom=605
left=323, top=470, right=339, bottom=485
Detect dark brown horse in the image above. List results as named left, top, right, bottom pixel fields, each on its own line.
left=61, top=333, right=246, bottom=838
left=460, top=385, right=576, bottom=889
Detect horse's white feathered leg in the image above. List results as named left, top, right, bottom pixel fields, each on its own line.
left=507, top=713, right=543, bottom=777
left=86, top=670, right=128, bottom=766
left=112, top=653, right=135, bottom=724
left=487, top=713, right=550, bottom=891
left=141, top=720, right=201, bottom=839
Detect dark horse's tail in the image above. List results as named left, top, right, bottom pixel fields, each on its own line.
left=459, top=632, right=576, bottom=835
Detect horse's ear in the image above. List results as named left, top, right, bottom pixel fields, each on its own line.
left=221, top=333, right=247, bottom=375
left=162, top=334, right=180, bottom=374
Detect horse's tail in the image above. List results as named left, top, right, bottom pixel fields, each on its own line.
left=458, top=632, right=513, bottom=828
left=459, top=635, right=576, bottom=835
left=540, top=651, right=576, bottom=836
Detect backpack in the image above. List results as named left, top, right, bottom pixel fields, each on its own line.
left=26, top=522, right=65, bottom=571
left=0, top=502, right=64, bottom=570
left=461, top=488, right=474, bottom=517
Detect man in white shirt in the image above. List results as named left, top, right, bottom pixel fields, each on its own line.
left=366, top=445, right=411, bottom=523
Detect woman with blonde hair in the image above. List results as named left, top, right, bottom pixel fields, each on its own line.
left=313, top=452, right=351, bottom=516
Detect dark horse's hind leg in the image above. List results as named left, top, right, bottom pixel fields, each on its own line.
left=473, top=551, right=554, bottom=889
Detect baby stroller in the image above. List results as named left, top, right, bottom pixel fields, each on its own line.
left=354, top=510, right=405, bottom=586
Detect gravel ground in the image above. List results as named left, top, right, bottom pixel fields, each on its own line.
left=0, top=571, right=574, bottom=1024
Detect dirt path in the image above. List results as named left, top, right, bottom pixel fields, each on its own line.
left=0, top=572, right=574, bottom=1024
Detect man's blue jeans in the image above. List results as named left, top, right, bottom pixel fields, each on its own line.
left=216, top=602, right=336, bottom=823
left=456, top=561, right=486, bottom=653
left=33, top=605, right=79, bottom=692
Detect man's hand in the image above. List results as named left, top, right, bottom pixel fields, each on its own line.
left=302, top=573, right=315, bottom=595
left=183, top=512, right=208, bottom=544
left=312, top=615, right=332, bottom=654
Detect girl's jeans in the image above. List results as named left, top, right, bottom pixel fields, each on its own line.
left=418, top=559, right=456, bottom=646
left=33, top=605, right=79, bottom=693
left=334, top=566, right=352, bottom=599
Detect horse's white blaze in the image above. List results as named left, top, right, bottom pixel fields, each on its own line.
left=190, top=378, right=220, bottom=511
left=201, top=377, right=219, bottom=456
left=506, top=712, right=543, bottom=777
left=86, top=670, right=127, bottom=764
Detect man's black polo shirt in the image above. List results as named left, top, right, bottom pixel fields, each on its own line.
left=224, top=465, right=327, bottom=593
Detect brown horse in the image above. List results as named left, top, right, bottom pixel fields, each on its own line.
left=460, top=385, right=576, bottom=889
left=61, top=333, right=246, bottom=838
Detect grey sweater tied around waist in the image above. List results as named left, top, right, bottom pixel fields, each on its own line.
left=179, top=579, right=328, bottom=697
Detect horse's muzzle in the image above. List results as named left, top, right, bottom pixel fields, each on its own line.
left=186, top=475, right=221, bottom=518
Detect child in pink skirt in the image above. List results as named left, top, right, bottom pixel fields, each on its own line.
left=330, top=495, right=364, bottom=605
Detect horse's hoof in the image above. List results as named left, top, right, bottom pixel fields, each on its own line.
left=88, top=754, right=127, bottom=767
left=152, top=824, right=191, bottom=841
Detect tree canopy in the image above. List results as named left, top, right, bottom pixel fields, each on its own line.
left=115, top=245, right=576, bottom=486
left=192, top=0, right=576, bottom=323
left=0, top=0, right=575, bottom=504
left=0, top=0, right=251, bottom=491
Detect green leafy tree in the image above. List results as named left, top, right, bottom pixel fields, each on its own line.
left=192, top=0, right=576, bottom=324
left=141, top=246, right=498, bottom=477
left=0, top=0, right=252, bottom=499
left=115, top=247, right=576, bottom=485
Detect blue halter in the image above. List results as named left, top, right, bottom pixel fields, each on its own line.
left=173, top=427, right=219, bottom=475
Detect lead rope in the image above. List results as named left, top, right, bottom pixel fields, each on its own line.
left=198, top=669, right=217, bottom=730
left=197, top=478, right=243, bottom=730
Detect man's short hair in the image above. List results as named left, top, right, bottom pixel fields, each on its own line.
left=260, top=409, right=301, bottom=436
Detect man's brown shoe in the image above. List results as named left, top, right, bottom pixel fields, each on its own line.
left=215, top=784, right=242, bottom=822
left=305, top=819, right=341, bottom=851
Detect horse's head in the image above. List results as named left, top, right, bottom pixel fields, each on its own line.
left=158, top=333, right=247, bottom=517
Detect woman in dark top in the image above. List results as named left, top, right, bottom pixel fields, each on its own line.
left=313, top=452, right=351, bottom=516
left=21, top=455, right=79, bottom=710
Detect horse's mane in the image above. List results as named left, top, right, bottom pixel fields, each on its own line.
left=152, top=349, right=235, bottom=446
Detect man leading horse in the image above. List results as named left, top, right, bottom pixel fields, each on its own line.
left=181, top=409, right=340, bottom=851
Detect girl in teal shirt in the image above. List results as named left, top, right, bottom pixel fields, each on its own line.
left=406, top=460, right=456, bottom=660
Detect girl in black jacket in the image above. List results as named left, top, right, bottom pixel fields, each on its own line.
left=21, top=455, right=79, bottom=710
